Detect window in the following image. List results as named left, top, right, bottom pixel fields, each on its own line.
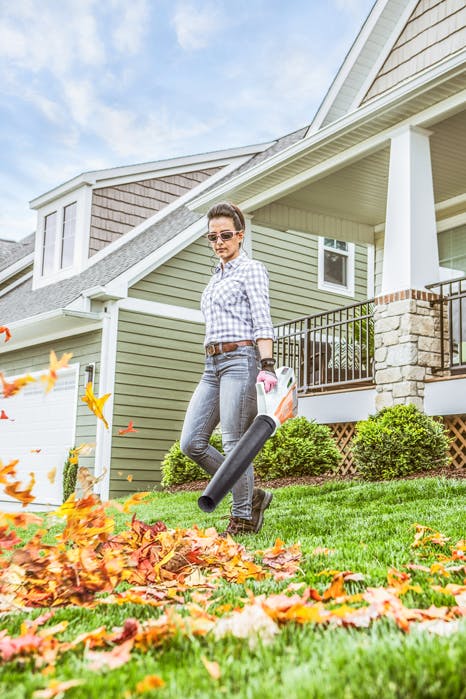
left=61, top=202, right=77, bottom=269
left=41, top=211, right=57, bottom=275
left=438, top=224, right=466, bottom=277
left=40, top=202, right=77, bottom=276
left=318, top=237, right=355, bottom=296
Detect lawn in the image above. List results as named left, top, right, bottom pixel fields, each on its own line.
left=1, top=476, right=465, bottom=699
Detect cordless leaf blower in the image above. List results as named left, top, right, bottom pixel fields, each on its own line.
left=198, top=366, right=297, bottom=513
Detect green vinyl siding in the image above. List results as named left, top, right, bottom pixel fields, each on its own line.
left=110, top=310, right=205, bottom=497
left=128, top=237, right=213, bottom=308
left=0, top=331, right=102, bottom=473
left=252, top=227, right=368, bottom=323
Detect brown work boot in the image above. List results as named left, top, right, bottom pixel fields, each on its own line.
left=219, top=515, right=255, bottom=538
left=251, top=488, right=273, bottom=533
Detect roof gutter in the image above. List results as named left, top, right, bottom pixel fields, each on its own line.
left=0, top=309, right=103, bottom=355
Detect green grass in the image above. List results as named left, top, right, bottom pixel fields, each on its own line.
left=1, top=477, right=466, bottom=699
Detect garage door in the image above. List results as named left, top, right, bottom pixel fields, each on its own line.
left=0, top=364, right=79, bottom=509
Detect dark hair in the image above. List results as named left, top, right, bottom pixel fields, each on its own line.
left=206, top=202, right=245, bottom=231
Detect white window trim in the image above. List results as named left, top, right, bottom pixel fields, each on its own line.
left=33, top=184, right=92, bottom=290
left=318, top=236, right=355, bottom=297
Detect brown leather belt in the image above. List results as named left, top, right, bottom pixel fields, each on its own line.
left=205, top=340, right=255, bottom=357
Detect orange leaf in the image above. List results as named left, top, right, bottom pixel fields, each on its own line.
left=0, top=458, right=19, bottom=483
left=0, top=409, right=11, bottom=420
left=201, top=655, right=221, bottom=680
left=135, top=674, right=165, bottom=693
left=127, top=474, right=133, bottom=482
left=47, top=467, right=57, bottom=484
left=119, top=420, right=138, bottom=435
left=0, top=372, right=36, bottom=398
left=31, top=448, right=42, bottom=453
left=122, top=492, right=151, bottom=512
left=0, top=325, right=11, bottom=342
left=40, top=351, right=73, bottom=393
left=81, top=382, right=110, bottom=429
left=4, top=471, right=36, bottom=507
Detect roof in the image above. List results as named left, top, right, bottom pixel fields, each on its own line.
left=0, top=205, right=201, bottom=325
left=0, top=234, right=35, bottom=274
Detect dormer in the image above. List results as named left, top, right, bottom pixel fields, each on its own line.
left=29, top=144, right=269, bottom=290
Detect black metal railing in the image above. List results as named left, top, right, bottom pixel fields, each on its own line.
left=426, top=275, right=466, bottom=372
left=274, top=300, right=375, bottom=394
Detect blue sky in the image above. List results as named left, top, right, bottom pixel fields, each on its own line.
left=0, top=0, right=375, bottom=241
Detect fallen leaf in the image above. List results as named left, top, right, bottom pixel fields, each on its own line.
left=122, top=492, right=150, bottom=512
left=86, top=638, right=134, bottom=671
left=213, top=603, right=279, bottom=648
left=127, top=474, right=133, bottom=482
left=32, top=679, right=85, bottom=698
left=0, top=409, right=11, bottom=420
left=201, top=655, right=221, bottom=680
left=0, top=459, right=19, bottom=483
left=0, top=372, right=36, bottom=398
left=4, top=472, right=36, bottom=506
left=135, top=674, right=165, bottom=693
left=47, top=468, right=57, bottom=484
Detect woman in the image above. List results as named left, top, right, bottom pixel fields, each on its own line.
left=180, top=201, right=277, bottom=536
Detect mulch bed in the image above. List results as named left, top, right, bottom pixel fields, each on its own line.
left=165, top=466, right=466, bottom=493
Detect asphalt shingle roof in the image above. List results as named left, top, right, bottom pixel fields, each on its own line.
left=0, top=234, right=35, bottom=273
left=0, top=126, right=309, bottom=327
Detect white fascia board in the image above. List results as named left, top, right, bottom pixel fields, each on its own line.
left=0, top=309, right=103, bottom=354
left=106, top=216, right=207, bottom=295
left=0, top=271, right=33, bottom=299
left=190, top=53, right=466, bottom=214
left=84, top=157, right=247, bottom=271
left=29, top=143, right=271, bottom=210
left=310, top=0, right=390, bottom=132
left=0, top=253, right=34, bottom=285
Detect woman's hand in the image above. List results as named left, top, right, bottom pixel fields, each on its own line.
left=257, top=370, right=278, bottom=393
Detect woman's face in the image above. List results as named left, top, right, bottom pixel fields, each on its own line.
left=208, top=216, right=244, bottom=265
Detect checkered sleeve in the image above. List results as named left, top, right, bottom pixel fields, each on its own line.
left=245, top=260, right=275, bottom=341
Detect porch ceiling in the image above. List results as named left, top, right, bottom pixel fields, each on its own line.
left=254, top=108, right=466, bottom=231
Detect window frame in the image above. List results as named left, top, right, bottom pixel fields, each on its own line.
left=33, top=185, right=92, bottom=290
left=318, top=236, right=355, bottom=297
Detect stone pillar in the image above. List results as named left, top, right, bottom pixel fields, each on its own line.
left=374, top=289, right=443, bottom=411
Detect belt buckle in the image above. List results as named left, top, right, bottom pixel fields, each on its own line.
left=206, top=344, right=216, bottom=356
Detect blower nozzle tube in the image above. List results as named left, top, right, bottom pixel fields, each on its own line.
left=198, top=414, right=276, bottom=513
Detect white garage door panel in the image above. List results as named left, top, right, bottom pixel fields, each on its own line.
left=0, top=365, right=79, bottom=507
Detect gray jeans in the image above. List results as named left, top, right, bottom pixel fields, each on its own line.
left=180, top=345, right=259, bottom=518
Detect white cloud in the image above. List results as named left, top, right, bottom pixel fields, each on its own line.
left=172, top=1, right=226, bottom=51
left=111, top=0, right=150, bottom=54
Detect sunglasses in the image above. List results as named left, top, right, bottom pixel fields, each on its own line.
left=206, top=230, right=241, bottom=242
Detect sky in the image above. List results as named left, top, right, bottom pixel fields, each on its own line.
left=0, top=0, right=375, bottom=242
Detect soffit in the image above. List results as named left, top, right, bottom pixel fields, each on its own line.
left=262, top=107, right=466, bottom=229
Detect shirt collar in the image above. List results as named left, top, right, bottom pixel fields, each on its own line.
left=215, top=251, right=247, bottom=274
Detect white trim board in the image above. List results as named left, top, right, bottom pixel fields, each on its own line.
left=424, top=377, right=466, bottom=416
left=0, top=252, right=34, bottom=285
left=299, top=388, right=376, bottom=423
left=119, top=297, right=204, bottom=323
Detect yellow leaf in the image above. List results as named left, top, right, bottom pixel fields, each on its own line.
left=81, top=382, right=111, bottom=429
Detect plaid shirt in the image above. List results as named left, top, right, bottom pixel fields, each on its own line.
left=201, top=252, right=274, bottom=346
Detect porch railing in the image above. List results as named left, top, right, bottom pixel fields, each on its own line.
left=426, top=275, right=466, bottom=372
left=274, top=300, right=375, bottom=394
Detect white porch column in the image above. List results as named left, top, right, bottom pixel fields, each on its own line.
left=381, top=125, right=439, bottom=294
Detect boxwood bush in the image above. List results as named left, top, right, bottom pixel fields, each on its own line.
left=253, top=416, right=341, bottom=479
left=161, top=433, right=223, bottom=487
left=352, top=403, right=451, bottom=480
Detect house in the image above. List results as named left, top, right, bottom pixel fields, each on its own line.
left=1, top=0, right=465, bottom=508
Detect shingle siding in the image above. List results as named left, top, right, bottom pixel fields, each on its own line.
left=363, top=0, right=466, bottom=102
left=88, top=169, right=219, bottom=257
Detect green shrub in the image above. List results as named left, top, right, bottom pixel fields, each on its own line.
left=62, top=447, right=78, bottom=502
left=352, top=404, right=451, bottom=480
left=161, top=433, right=223, bottom=487
left=253, top=416, right=341, bottom=479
